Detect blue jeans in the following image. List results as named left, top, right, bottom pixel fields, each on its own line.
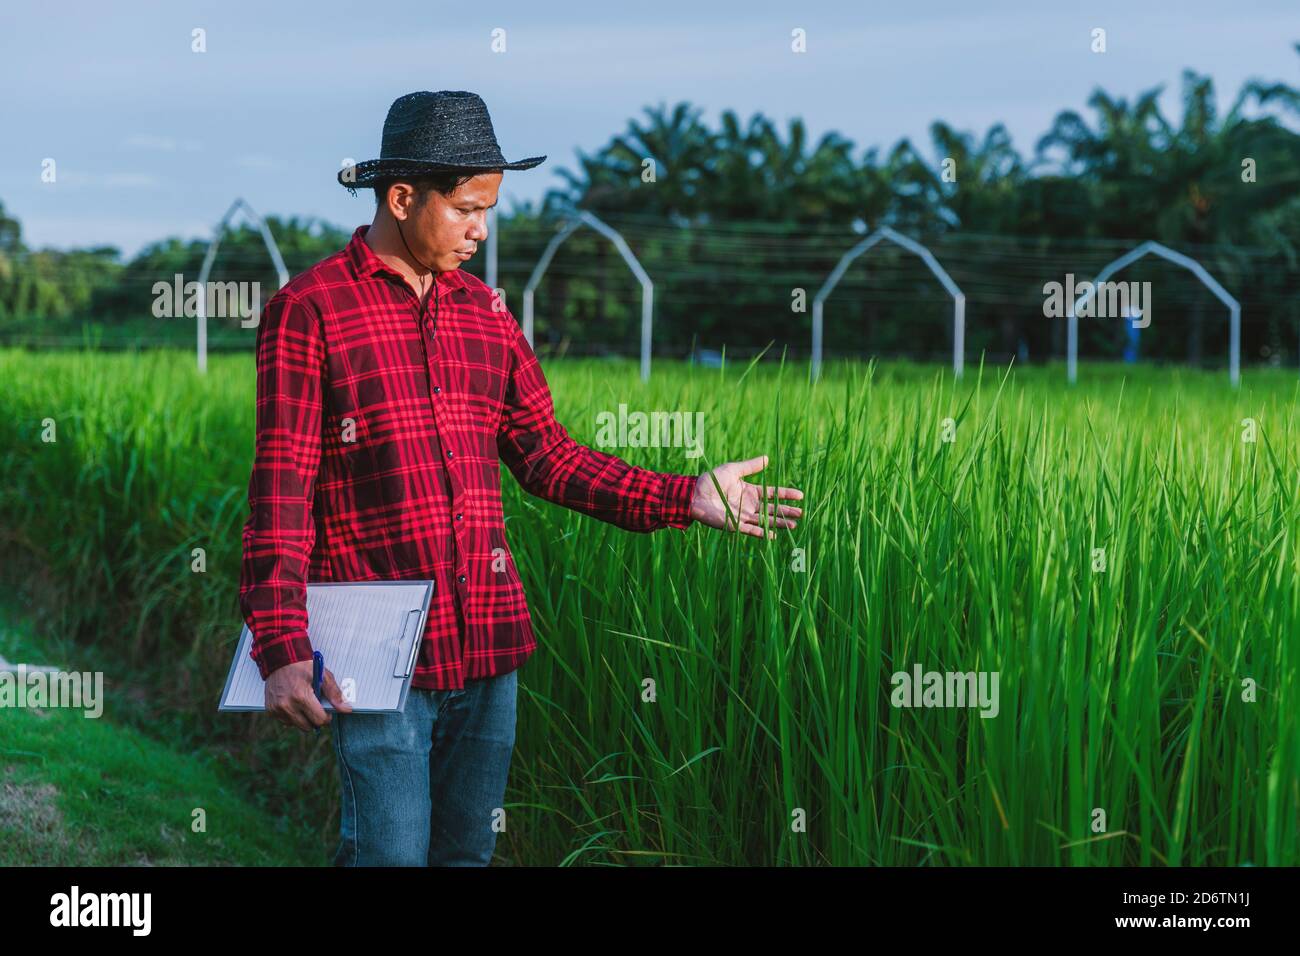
left=330, top=668, right=518, bottom=866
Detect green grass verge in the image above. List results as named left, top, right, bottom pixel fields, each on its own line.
left=0, top=595, right=322, bottom=865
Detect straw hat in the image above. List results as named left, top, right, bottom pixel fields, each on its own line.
left=339, top=90, right=545, bottom=193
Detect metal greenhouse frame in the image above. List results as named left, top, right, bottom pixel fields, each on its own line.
left=1067, top=240, right=1242, bottom=386
left=811, top=226, right=966, bottom=382
left=196, top=198, right=289, bottom=374
left=522, top=209, right=655, bottom=382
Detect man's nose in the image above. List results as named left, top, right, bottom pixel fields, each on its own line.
left=468, top=214, right=488, bottom=241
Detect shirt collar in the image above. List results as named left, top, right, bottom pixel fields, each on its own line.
left=346, top=224, right=468, bottom=295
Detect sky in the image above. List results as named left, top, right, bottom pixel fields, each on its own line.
left=1, top=0, right=1296, bottom=258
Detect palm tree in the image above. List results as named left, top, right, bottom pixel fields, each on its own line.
left=1037, top=60, right=1300, bottom=363
left=547, top=101, right=717, bottom=217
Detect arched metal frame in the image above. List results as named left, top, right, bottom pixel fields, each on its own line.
left=1067, top=240, right=1242, bottom=386
left=811, top=226, right=966, bottom=382
left=196, top=198, right=289, bottom=374
left=522, top=210, right=654, bottom=382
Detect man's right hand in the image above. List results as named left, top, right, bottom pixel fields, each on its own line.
left=265, top=659, right=354, bottom=732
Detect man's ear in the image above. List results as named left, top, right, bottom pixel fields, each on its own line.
left=401, top=184, right=434, bottom=221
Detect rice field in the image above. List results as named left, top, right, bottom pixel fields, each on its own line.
left=1, top=347, right=1297, bottom=866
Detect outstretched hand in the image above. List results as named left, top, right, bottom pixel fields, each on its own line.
left=688, top=455, right=804, bottom=539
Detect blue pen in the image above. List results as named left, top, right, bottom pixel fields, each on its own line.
left=312, top=650, right=324, bottom=735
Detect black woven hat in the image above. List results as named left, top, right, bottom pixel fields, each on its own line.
left=338, top=90, right=545, bottom=193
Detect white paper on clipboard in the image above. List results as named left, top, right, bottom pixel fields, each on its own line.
left=218, top=580, right=434, bottom=714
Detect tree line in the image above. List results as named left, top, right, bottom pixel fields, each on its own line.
left=1, top=52, right=1297, bottom=364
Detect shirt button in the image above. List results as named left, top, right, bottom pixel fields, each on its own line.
left=446, top=449, right=454, bottom=459
left=454, top=513, right=463, bottom=521
left=457, top=574, right=467, bottom=584
left=432, top=385, right=441, bottom=394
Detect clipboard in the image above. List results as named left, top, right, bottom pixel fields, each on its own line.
left=218, top=580, right=434, bottom=714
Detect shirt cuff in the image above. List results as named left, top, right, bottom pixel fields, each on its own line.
left=659, top=472, right=698, bottom=530
left=250, top=629, right=316, bottom=681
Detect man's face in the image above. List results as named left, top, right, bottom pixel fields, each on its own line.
left=396, top=172, right=502, bottom=272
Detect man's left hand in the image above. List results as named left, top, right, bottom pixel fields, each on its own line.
left=688, top=455, right=804, bottom=539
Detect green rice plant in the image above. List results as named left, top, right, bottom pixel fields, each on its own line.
left=0, top=347, right=1295, bottom=865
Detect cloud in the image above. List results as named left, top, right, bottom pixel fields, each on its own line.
left=123, top=134, right=203, bottom=152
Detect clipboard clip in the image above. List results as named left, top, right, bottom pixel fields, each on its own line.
left=393, top=609, right=423, bottom=678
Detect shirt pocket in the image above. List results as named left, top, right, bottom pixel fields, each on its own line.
left=327, top=339, right=428, bottom=475
left=445, top=342, right=508, bottom=433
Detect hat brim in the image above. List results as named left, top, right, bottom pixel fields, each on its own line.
left=338, top=155, right=546, bottom=188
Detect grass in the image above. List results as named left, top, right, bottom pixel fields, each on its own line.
left=0, top=594, right=321, bottom=865
left=0, top=346, right=1296, bottom=865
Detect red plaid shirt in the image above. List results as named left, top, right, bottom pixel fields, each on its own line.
left=239, top=224, right=698, bottom=689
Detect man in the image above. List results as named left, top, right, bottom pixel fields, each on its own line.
left=238, top=90, right=804, bottom=867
